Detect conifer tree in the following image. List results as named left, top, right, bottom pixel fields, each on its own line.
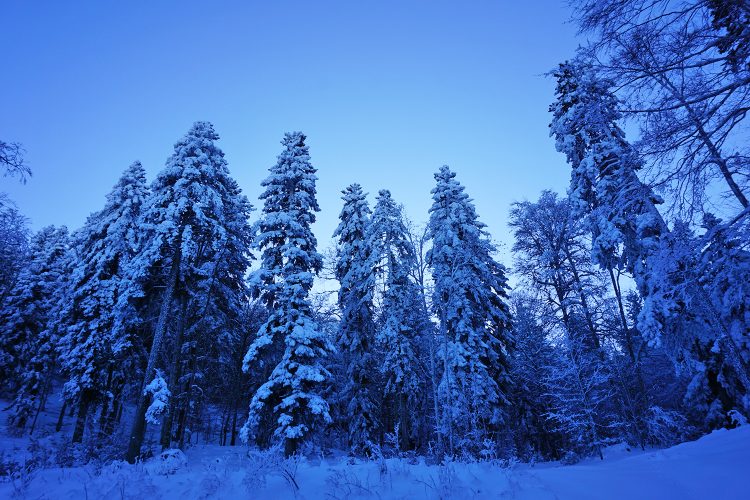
left=427, top=166, right=513, bottom=456
left=368, top=189, right=427, bottom=452
left=121, top=122, right=253, bottom=462
left=241, top=132, right=332, bottom=457
left=0, top=226, right=71, bottom=431
left=165, top=173, right=254, bottom=449
left=549, top=60, right=750, bottom=421
left=333, top=183, right=379, bottom=456
left=0, top=203, right=29, bottom=302
left=58, top=162, right=150, bottom=443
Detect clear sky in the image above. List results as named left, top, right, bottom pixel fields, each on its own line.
left=1, top=0, right=580, bottom=263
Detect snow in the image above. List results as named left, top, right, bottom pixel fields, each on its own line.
left=144, top=371, right=171, bottom=424
left=2, top=423, right=747, bottom=498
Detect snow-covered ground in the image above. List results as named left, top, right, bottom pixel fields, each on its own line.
left=1, top=425, right=747, bottom=499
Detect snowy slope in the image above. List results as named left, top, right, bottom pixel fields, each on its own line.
left=1, top=426, right=747, bottom=499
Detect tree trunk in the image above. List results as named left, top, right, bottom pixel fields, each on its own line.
left=176, top=341, right=198, bottom=448
left=562, top=241, right=600, bottom=350
left=161, top=295, right=189, bottom=450
left=427, top=322, right=442, bottom=459
left=608, top=268, right=635, bottom=362
left=29, top=370, right=54, bottom=435
left=398, top=393, right=410, bottom=451
left=230, top=401, right=239, bottom=446
left=98, top=364, right=114, bottom=434
left=219, top=407, right=226, bottom=446
left=125, top=243, right=182, bottom=464
left=440, top=304, right=454, bottom=458
left=102, top=397, right=120, bottom=436
left=55, top=400, right=67, bottom=433
left=72, top=395, right=90, bottom=443
left=284, top=437, right=298, bottom=457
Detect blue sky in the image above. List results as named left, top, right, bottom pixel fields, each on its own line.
left=1, top=0, right=580, bottom=260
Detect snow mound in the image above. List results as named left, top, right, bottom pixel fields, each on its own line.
left=148, top=448, right=188, bottom=476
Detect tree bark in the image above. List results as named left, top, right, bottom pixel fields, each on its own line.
left=71, top=395, right=90, bottom=443
left=284, top=437, right=299, bottom=457
left=562, top=241, right=600, bottom=350
left=230, top=400, right=239, bottom=446
left=29, top=369, right=54, bottom=435
left=55, top=400, right=67, bottom=433
left=160, top=295, right=189, bottom=450
left=125, top=243, right=182, bottom=463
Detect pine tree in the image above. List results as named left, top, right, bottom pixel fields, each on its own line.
left=121, top=121, right=253, bottom=462
left=700, top=212, right=750, bottom=414
left=332, top=183, right=379, bottom=456
left=0, top=203, right=29, bottom=302
left=0, top=226, right=71, bottom=431
left=427, top=166, right=513, bottom=457
left=549, top=60, right=750, bottom=422
left=241, top=131, right=333, bottom=457
left=58, top=162, right=150, bottom=443
left=368, top=189, right=427, bottom=452
left=709, top=0, right=750, bottom=72
left=166, top=173, right=254, bottom=449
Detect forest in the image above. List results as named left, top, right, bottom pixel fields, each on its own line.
left=0, top=1, right=748, bottom=495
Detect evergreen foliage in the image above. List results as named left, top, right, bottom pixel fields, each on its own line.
left=427, top=165, right=513, bottom=456
left=241, top=132, right=332, bottom=457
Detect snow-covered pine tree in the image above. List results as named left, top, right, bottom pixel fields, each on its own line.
left=165, top=173, right=254, bottom=449
left=216, top=300, right=268, bottom=446
left=120, top=122, right=253, bottom=462
left=654, top=219, right=746, bottom=430
left=368, top=189, right=427, bottom=452
left=0, top=203, right=29, bottom=302
left=549, top=58, right=697, bottom=352
left=427, top=166, right=513, bottom=457
left=58, top=162, right=150, bottom=443
left=694, top=211, right=750, bottom=424
left=241, top=132, right=333, bottom=457
left=332, top=183, right=379, bottom=456
left=549, top=59, right=750, bottom=422
left=0, top=226, right=71, bottom=431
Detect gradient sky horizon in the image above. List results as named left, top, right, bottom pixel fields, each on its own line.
left=1, top=0, right=582, bottom=263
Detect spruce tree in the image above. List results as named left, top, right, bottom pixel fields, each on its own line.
left=0, top=203, right=29, bottom=302
left=241, top=132, right=332, bottom=456
left=121, top=122, right=253, bottom=462
left=0, top=226, right=71, bottom=431
left=333, top=183, right=379, bottom=456
left=549, top=60, right=750, bottom=421
left=427, top=166, right=513, bottom=456
left=58, top=162, right=150, bottom=443
left=368, top=189, right=426, bottom=452
left=165, top=173, right=253, bottom=449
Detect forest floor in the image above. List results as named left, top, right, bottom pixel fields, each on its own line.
left=0, top=394, right=748, bottom=499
